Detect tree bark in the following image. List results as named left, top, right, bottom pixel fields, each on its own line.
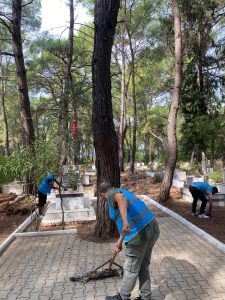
left=201, top=151, right=207, bottom=174
left=118, top=2, right=126, bottom=172
left=0, top=64, right=9, bottom=156
left=128, top=31, right=137, bottom=174
left=158, top=0, right=182, bottom=203
left=12, top=0, right=35, bottom=146
left=60, top=0, right=75, bottom=165
left=143, top=135, right=150, bottom=165
left=189, top=145, right=196, bottom=168
left=92, top=0, right=120, bottom=238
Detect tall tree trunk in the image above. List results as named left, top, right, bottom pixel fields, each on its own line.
left=201, top=151, right=207, bottom=174
left=0, top=69, right=9, bottom=156
left=128, top=32, right=137, bottom=174
left=189, top=145, right=195, bottom=168
left=158, top=0, right=182, bottom=203
left=210, top=140, right=214, bottom=168
left=60, top=0, right=75, bottom=165
left=127, top=118, right=132, bottom=163
left=118, top=2, right=126, bottom=172
left=92, top=0, right=120, bottom=238
left=12, top=0, right=35, bottom=146
left=143, top=135, right=150, bottom=165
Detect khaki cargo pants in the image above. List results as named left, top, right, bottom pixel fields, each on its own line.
left=120, top=219, right=160, bottom=300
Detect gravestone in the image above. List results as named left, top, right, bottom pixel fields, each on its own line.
left=42, top=191, right=96, bottom=225
left=62, top=165, right=81, bottom=189
left=186, top=176, right=193, bottom=187
left=177, top=171, right=187, bottom=182
left=153, top=161, right=158, bottom=171
left=82, top=174, right=90, bottom=185
left=193, top=176, right=204, bottom=182
left=207, top=168, right=214, bottom=174
left=217, top=169, right=225, bottom=193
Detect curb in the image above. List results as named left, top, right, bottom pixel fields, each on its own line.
left=15, top=229, right=77, bottom=237
left=0, top=210, right=38, bottom=254
left=141, top=195, right=225, bottom=255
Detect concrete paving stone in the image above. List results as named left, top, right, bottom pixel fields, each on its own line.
left=17, top=289, right=33, bottom=298
left=164, top=294, right=177, bottom=300
left=152, top=296, right=165, bottom=300
left=0, top=291, right=10, bottom=298
left=151, top=289, right=164, bottom=297
left=39, top=296, right=51, bottom=300
left=94, top=296, right=106, bottom=300
left=6, top=294, right=20, bottom=300
left=63, top=285, right=74, bottom=294
left=29, top=293, right=40, bottom=300
left=84, top=292, right=95, bottom=300
left=198, top=294, right=216, bottom=300
left=61, top=294, right=73, bottom=300
left=73, top=289, right=84, bottom=298
left=173, top=295, right=187, bottom=300
left=1, top=208, right=225, bottom=299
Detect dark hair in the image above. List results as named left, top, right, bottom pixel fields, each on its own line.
left=212, top=187, right=218, bottom=194
left=47, top=179, right=54, bottom=186
left=99, top=182, right=112, bottom=193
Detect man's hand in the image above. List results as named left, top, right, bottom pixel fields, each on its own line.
left=122, top=220, right=130, bottom=235
left=114, top=239, right=123, bottom=253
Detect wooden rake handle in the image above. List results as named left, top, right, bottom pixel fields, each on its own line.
left=109, top=233, right=125, bottom=270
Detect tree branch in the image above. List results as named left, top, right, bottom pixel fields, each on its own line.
left=0, top=51, right=15, bottom=57
left=0, top=18, right=12, bottom=33
left=21, top=0, right=34, bottom=8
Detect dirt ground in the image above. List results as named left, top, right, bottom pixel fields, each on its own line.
left=0, top=196, right=35, bottom=244
left=1, top=171, right=225, bottom=245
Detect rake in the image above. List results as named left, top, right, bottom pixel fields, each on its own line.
left=70, top=235, right=124, bottom=283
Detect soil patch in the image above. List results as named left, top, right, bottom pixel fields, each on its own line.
left=38, top=220, right=117, bottom=243
left=163, top=198, right=225, bottom=244
left=0, top=195, right=35, bottom=244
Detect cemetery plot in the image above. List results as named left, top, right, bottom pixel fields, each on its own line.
left=1, top=170, right=225, bottom=246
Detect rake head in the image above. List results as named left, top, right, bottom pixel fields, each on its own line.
left=70, top=268, right=122, bottom=283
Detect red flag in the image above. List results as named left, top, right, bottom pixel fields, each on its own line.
left=72, top=120, right=78, bottom=137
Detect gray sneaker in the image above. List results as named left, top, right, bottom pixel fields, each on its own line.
left=191, top=212, right=197, bottom=216
left=199, top=213, right=209, bottom=219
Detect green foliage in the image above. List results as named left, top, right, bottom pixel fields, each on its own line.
left=209, top=171, right=223, bottom=183
left=176, top=161, right=201, bottom=175
left=0, top=0, right=225, bottom=175
left=0, top=140, right=60, bottom=186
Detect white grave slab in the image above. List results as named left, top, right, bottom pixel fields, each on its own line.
left=42, top=191, right=96, bottom=225
left=193, top=177, right=204, bottom=182
left=172, top=180, right=184, bottom=189
left=217, top=183, right=225, bottom=194
left=177, top=171, right=187, bottom=182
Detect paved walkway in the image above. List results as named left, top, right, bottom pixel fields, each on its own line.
left=1, top=205, right=225, bottom=300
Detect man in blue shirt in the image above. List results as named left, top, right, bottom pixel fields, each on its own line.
left=38, top=174, right=65, bottom=217
left=189, top=181, right=218, bottom=218
left=99, top=182, right=160, bottom=300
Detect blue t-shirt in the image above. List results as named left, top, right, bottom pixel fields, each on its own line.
left=192, top=182, right=212, bottom=194
left=38, top=174, right=55, bottom=195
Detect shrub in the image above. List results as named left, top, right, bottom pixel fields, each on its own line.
left=0, top=140, right=60, bottom=186
left=209, top=171, right=223, bottom=183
